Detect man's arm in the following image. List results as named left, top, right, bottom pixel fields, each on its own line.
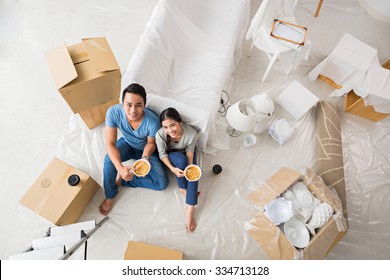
left=105, top=126, right=133, bottom=181
left=142, top=136, right=156, bottom=159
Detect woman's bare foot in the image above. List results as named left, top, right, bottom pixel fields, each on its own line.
left=180, top=188, right=186, bottom=196
left=99, top=199, right=114, bottom=216
left=185, top=205, right=197, bottom=232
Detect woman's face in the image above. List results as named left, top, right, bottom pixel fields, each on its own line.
left=162, top=118, right=182, bottom=140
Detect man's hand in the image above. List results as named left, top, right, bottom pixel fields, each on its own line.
left=119, top=165, right=134, bottom=181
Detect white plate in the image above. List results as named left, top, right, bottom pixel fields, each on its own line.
left=275, top=120, right=291, bottom=137
left=291, top=182, right=320, bottom=211
left=284, top=217, right=310, bottom=248
left=264, top=198, right=293, bottom=225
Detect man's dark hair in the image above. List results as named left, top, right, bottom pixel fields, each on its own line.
left=122, top=83, right=146, bottom=104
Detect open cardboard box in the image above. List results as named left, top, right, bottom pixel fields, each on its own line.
left=46, top=37, right=121, bottom=129
left=124, top=241, right=183, bottom=260
left=247, top=167, right=348, bottom=259
left=20, top=157, right=100, bottom=225
left=344, top=59, right=390, bottom=122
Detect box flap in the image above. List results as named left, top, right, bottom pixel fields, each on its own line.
left=67, top=43, right=89, bottom=64
left=124, top=241, right=183, bottom=260
left=45, top=43, right=77, bottom=89
left=304, top=169, right=343, bottom=213
left=248, top=213, right=297, bottom=259
left=82, top=37, right=119, bottom=71
left=247, top=167, right=301, bottom=206
left=303, top=218, right=345, bottom=259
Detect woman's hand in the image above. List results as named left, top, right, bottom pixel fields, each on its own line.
left=171, top=167, right=184, bottom=177
left=119, top=165, right=134, bottom=181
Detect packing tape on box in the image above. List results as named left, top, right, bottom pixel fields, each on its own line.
left=33, top=180, right=63, bottom=214
left=334, top=211, right=348, bottom=232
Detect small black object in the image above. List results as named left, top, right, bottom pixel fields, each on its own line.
left=212, top=164, right=222, bottom=174
left=68, top=174, right=81, bottom=186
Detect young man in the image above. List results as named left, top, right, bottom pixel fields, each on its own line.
left=99, top=83, right=169, bottom=215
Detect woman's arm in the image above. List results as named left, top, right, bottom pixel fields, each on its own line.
left=186, top=151, right=194, bottom=165
left=162, top=156, right=184, bottom=177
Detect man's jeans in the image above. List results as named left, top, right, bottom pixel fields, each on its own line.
left=168, top=151, right=198, bottom=206
left=103, top=137, right=169, bottom=199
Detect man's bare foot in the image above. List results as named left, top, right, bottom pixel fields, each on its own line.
left=99, top=199, right=114, bottom=216
left=185, top=205, right=197, bottom=232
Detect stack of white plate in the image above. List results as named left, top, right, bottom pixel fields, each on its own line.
left=268, top=119, right=294, bottom=145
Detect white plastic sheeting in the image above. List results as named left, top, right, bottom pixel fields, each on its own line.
left=1, top=0, right=390, bottom=260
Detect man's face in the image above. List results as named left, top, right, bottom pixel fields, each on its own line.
left=122, top=92, right=145, bottom=122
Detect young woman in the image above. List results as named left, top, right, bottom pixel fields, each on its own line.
left=155, top=107, right=199, bottom=232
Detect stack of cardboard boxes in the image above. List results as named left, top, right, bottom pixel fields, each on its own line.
left=45, top=37, right=121, bottom=129
left=20, top=37, right=121, bottom=226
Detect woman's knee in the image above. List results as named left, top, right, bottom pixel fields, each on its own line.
left=169, top=152, right=188, bottom=169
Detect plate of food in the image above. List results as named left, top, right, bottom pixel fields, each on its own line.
left=132, top=159, right=151, bottom=177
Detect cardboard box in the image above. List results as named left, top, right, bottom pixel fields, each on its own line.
left=46, top=37, right=121, bottom=128
left=78, top=99, right=119, bottom=129
left=124, top=241, right=183, bottom=260
left=20, top=157, right=100, bottom=226
left=344, top=59, right=390, bottom=122
left=247, top=167, right=347, bottom=260
left=344, top=90, right=389, bottom=122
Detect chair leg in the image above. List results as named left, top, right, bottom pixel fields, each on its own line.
left=262, top=54, right=278, bottom=82
left=315, top=0, right=324, bottom=17
left=248, top=41, right=255, bottom=57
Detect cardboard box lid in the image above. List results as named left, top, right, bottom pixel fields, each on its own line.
left=46, top=37, right=119, bottom=90
left=19, top=157, right=93, bottom=223
left=247, top=167, right=302, bottom=206
left=81, top=37, right=119, bottom=72
left=124, top=241, right=183, bottom=260
left=45, top=43, right=78, bottom=89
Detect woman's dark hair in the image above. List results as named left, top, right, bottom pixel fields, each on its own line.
left=159, top=107, right=182, bottom=124
left=122, top=83, right=146, bottom=104
left=159, top=107, right=183, bottom=152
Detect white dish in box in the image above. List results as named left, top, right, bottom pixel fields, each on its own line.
left=284, top=217, right=310, bottom=249
left=264, top=198, right=293, bottom=225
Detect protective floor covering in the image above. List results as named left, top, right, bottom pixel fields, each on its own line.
left=1, top=0, right=390, bottom=260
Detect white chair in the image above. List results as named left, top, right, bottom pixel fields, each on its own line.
left=246, top=0, right=311, bottom=82
left=308, top=33, right=380, bottom=97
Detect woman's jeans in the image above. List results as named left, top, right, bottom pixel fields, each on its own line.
left=168, top=151, right=198, bottom=206
left=103, top=137, right=169, bottom=199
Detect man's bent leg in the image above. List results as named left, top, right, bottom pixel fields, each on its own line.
left=126, top=153, right=169, bottom=190
left=102, top=138, right=135, bottom=199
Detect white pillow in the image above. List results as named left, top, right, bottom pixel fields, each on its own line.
left=146, top=93, right=211, bottom=152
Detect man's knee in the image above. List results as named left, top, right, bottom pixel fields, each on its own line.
left=156, top=178, right=169, bottom=190
left=154, top=175, right=169, bottom=191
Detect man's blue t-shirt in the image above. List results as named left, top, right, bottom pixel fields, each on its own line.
left=106, top=104, right=160, bottom=151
